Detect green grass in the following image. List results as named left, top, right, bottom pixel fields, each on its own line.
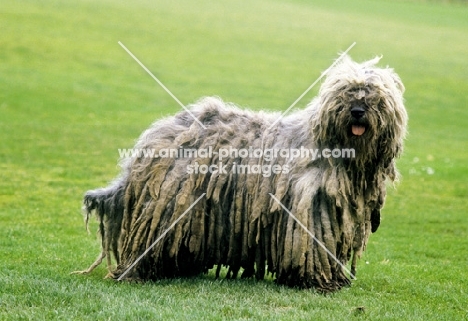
left=1, top=0, right=467, bottom=319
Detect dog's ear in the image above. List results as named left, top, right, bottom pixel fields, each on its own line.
left=383, top=113, right=406, bottom=164
left=377, top=134, right=402, bottom=182
left=377, top=68, right=407, bottom=168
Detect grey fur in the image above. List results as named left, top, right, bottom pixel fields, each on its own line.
left=73, top=56, right=407, bottom=292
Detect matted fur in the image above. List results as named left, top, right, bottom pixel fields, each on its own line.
left=74, top=56, right=407, bottom=292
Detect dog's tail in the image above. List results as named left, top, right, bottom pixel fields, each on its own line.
left=82, top=179, right=126, bottom=271
left=72, top=181, right=126, bottom=275
left=83, top=181, right=125, bottom=233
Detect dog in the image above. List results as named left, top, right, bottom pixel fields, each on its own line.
left=73, top=55, right=407, bottom=292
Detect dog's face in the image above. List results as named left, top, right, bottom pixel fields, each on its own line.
left=342, top=86, right=380, bottom=141
left=311, top=56, right=407, bottom=167
left=340, top=81, right=388, bottom=143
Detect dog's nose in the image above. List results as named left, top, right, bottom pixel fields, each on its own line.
left=351, top=106, right=365, bottom=119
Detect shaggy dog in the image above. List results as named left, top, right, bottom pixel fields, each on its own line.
left=74, top=56, right=407, bottom=292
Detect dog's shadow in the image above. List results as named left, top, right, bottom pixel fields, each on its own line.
left=112, top=266, right=337, bottom=296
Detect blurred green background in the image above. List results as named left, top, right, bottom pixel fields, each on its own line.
left=1, top=0, right=467, bottom=319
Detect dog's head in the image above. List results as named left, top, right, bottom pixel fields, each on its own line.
left=311, top=55, right=407, bottom=171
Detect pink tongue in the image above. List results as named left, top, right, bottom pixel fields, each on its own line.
left=352, top=125, right=366, bottom=136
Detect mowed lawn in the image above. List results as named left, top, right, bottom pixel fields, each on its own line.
left=1, top=0, right=467, bottom=319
